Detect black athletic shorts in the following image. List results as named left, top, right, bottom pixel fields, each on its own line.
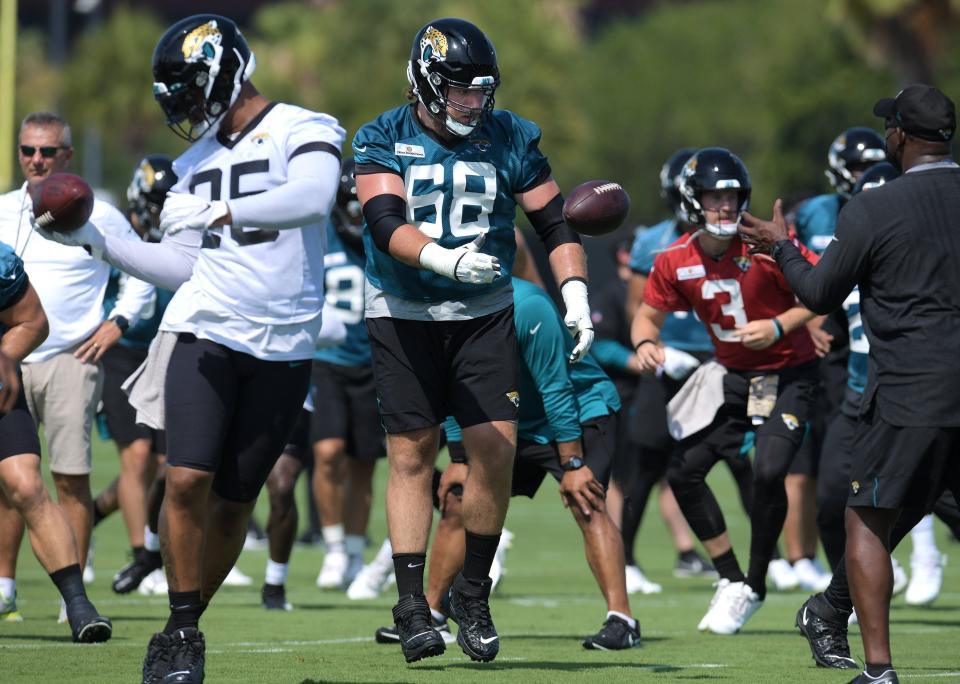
left=164, top=334, right=311, bottom=502
left=512, top=412, right=619, bottom=498
left=0, top=379, right=41, bottom=460
left=848, top=392, right=960, bottom=510
left=282, top=408, right=313, bottom=469
left=818, top=410, right=858, bottom=507
left=309, top=361, right=384, bottom=461
left=101, top=344, right=155, bottom=447
left=366, top=306, right=519, bottom=434
left=679, top=362, right=819, bottom=463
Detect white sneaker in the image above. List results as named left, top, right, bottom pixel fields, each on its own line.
left=625, top=565, right=663, bottom=595
left=490, top=528, right=514, bottom=591
left=223, top=565, right=253, bottom=587
left=317, top=549, right=349, bottom=589
left=848, top=609, right=858, bottom=625
left=83, top=543, right=95, bottom=585
left=792, top=558, right=831, bottom=592
left=698, top=579, right=730, bottom=631
left=344, top=553, right=364, bottom=588
left=0, top=588, right=22, bottom=622
left=905, top=552, right=945, bottom=606
left=767, top=559, right=800, bottom=591
left=706, top=581, right=762, bottom=635
left=138, top=568, right=168, bottom=596
left=346, top=539, right=394, bottom=600
left=891, top=557, right=908, bottom=596
left=243, top=531, right=268, bottom=551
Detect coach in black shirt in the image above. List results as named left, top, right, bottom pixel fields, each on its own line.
left=740, top=85, right=960, bottom=684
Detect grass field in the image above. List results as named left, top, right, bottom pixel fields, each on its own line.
left=2, top=436, right=959, bottom=683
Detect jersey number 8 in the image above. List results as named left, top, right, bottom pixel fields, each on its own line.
left=405, top=161, right=497, bottom=239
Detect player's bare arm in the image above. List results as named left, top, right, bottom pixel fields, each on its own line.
left=0, top=283, right=48, bottom=363
left=735, top=305, right=816, bottom=350
left=631, top=303, right=668, bottom=372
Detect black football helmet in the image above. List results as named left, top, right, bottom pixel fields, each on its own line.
left=126, top=154, right=177, bottom=242
left=826, top=127, right=886, bottom=198
left=152, top=14, right=256, bottom=142
left=332, top=157, right=363, bottom=253
left=659, top=147, right=697, bottom=219
left=852, top=160, right=900, bottom=195
left=678, top=147, right=751, bottom=239
left=406, top=18, right=500, bottom=137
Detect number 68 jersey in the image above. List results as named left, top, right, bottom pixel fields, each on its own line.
left=352, top=104, right=550, bottom=303
left=160, top=103, right=345, bottom=360
left=644, top=235, right=818, bottom=371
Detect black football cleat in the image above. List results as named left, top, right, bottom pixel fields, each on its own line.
left=261, top=583, right=292, bottom=611
left=142, top=632, right=174, bottom=684
left=674, top=550, right=718, bottom=579
left=796, top=594, right=858, bottom=669
left=846, top=670, right=900, bottom=684
left=376, top=614, right=455, bottom=645
left=582, top=615, right=642, bottom=650
left=68, top=600, right=112, bottom=644
left=391, top=594, right=445, bottom=663
left=113, top=550, right=163, bottom=594
left=163, top=628, right=205, bottom=683
left=448, top=574, right=499, bottom=662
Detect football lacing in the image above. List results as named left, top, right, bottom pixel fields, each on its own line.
left=593, top=183, right=622, bottom=194
left=35, top=211, right=55, bottom=228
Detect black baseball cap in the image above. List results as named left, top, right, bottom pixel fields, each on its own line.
left=873, top=84, right=956, bottom=142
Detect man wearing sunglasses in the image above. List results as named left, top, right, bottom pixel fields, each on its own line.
left=0, top=112, right=153, bottom=622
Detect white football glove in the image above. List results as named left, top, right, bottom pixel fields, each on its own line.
left=419, top=233, right=502, bottom=284
left=561, top=279, right=594, bottom=363
left=657, top=346, right=702, bottom=381
left=31, top=204, right=106, bottom=259
left=160, top=192, right=230, bottom=236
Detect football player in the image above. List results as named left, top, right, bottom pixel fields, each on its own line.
left=0, top=241, right=111, bottom=642
left=632, top=148, right=820, bottom=635
left=35, top=14, right=344, bottom=683
left=352, top=18, right=592, bottom=663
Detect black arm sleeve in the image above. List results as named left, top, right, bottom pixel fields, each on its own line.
left=525, top=193, right=582, bottom=254
left=362, top=194, right=408, bottom=254
left=775, top=201, right=871, bottom=314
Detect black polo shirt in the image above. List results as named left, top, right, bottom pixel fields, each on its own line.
left=775, top=162, right=960, bottom=427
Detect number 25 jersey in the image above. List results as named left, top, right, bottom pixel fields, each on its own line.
left=644, top=235, right=818, bottom=371
left=352, top=104, right=550, bottom=302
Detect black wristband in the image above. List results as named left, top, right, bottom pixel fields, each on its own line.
left=633, top=339, right=656, bottom=351
left=110, top=315, right=129, bottom=333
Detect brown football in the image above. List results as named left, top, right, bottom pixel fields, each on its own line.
left=562, top=180, right=631, bottom=236
left=32, top=172, right=95, bottom=233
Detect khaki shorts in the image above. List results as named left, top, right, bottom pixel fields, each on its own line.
left=22, top=351, right=102, bottom=475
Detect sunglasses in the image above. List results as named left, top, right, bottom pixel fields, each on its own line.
left=19, top=145, right=69, bottom=158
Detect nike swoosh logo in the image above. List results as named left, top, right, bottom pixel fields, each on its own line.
left=529, top=322, right=542, bottom=335
left=479, top=635, right=499, bottom=644
left=407, top=562, right=424, bottom=569
left=171, top=605, right=192, bottom=611
left=802, top=606, right=809, bottom=625
left=355, top=145, right=368, bottom=152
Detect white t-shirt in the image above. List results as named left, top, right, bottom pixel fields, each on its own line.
left=0, top=185, right=154, bottom=362
left=159, top=102, right=345, bottom=360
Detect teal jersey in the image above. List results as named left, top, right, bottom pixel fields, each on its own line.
left=352, top=104, right=549, bottom=302
left=843, top=286, right=868, bottom=394
left=447, top=279, right=620, bottom=446
left=101, top=268, right=173, bottom=349
left=314, top=223, right=371, bottom=367
left=795, top=193, right=841, bottom=255
left=628, top=220, right=713, bottom=352
left=0, top=241, right=28, bottom=312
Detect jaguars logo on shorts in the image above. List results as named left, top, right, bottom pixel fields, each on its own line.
left=781, top=413, right=800, bottom=431
left=506, top=391, right=520, bottom=408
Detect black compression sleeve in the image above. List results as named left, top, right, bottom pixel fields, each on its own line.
left=362, top=194, right=408, bottom=253
left=525, top=194, right=582, bottom=253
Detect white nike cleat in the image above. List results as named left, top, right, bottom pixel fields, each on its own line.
left=792, top=558, right=831, bottom=592
left=891, top=557, right=908, bottom=596
left=317, top=549, right=349, bottom=589
left=698, top=579, right=730, bottom=631
left=625, top=565, right=663, bottom=595
left=706, top=581, right=762, bottom=635
left=223, top=565, right=253, bottom=587
left=347, top=539, right=394, bottom=599
left=490, top=528, right=513, bottom=592
left=0, top=589, right=22, bottom=622
left=767, top=559, right=799, bottom=591
left=138, top=568, right=168, bottom=596
left=905, top=552, right=945, bottom=606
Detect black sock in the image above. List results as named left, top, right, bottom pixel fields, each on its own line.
left=711, top=549, right=745, bottom=583
left=164, top=590, right=203, bottom=634
left=392, top=553, right=426, bottom=597
left=810, top=592, right=849, bottom=621
left=133, top=546, right=146, bottom=563
left=823, top=560, right=853, bottom=613
left=866, top=663, right=893, bottom=677
left=463, top=530, right=500, bottom=582
left=49, top=564, right=87, bottom=605
left=92, top=501, right=107, bottom=527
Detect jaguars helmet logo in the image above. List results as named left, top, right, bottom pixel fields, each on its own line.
left=133, top=159, right=156, bottom=193
left=181, top=20, right=222, bottom=63
left=420, top=26, right=448, bottom=63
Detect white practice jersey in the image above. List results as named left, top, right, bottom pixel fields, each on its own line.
left=160, top=103, right=345, bottom=360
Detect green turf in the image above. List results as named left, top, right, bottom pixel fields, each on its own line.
left=2, top=436, right=959, bottom=682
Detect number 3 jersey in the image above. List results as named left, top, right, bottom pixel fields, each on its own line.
left=352, top=104, right=550, bottom=308
left=160, top=103, right=345, bottom=360
left=644, top=235, right=818, bottom=371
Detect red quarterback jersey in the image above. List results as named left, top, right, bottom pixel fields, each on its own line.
left=644, top=235, right=818, bottom=371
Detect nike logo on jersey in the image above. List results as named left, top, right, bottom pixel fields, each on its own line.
left=529, top=322, right=542, bottom=335
left=479, top=635, right=499, bottom=644
left=355, top=145, right=367, bottom=153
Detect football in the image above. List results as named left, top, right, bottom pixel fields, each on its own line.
left=32, top=172, right=95, bottom=233
left=562, top=180, right=631, bottom=236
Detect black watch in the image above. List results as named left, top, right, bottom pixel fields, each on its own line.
left=561, top=456, right=585, bottom=472
left=110, top=315, right=129, bottom=333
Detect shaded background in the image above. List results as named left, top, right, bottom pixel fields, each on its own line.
left=9, top=0, right=960, bottom=284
